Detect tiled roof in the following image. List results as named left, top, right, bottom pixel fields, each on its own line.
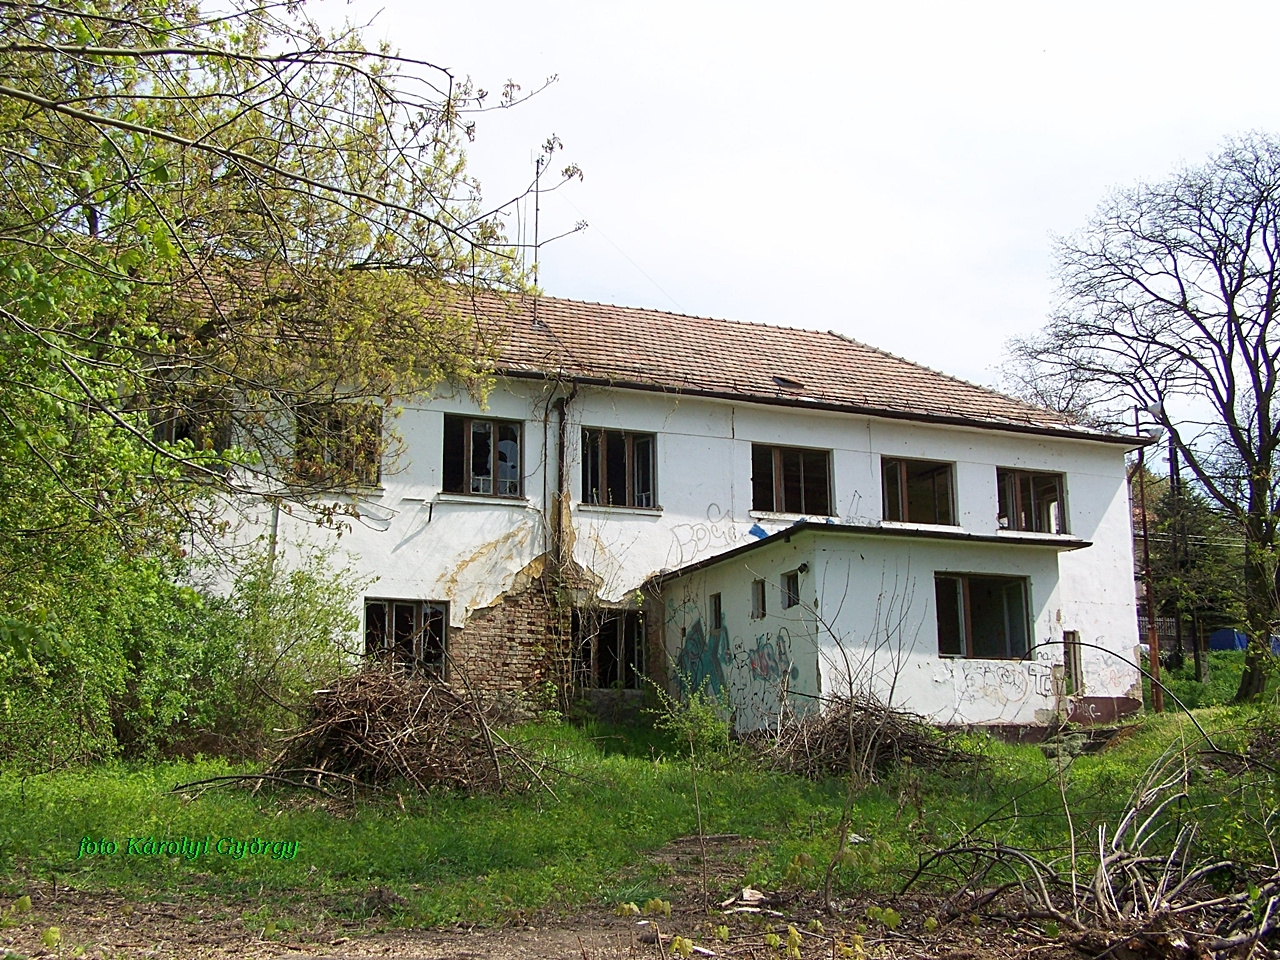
left=454, top=291, right=1129, bottom=443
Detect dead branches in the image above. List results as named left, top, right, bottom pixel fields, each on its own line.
left=910, top=747, right=1280, bottom=957
left=267, top=667, right=546, bottom=796
left=756, top=693, right=976, bottom=782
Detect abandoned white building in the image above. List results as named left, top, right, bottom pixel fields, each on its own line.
left=242, top=292, right=1145, bottom=731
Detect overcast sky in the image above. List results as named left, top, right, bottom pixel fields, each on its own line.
left=340, top=0, right=1280, bottom=388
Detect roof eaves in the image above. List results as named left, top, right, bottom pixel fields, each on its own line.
left=644, top=521, right=1094, bottom=590
left=493, top=366, right=1141, bottom=445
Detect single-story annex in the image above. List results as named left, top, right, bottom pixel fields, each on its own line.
left=236, top=291, right=1145, bottom=730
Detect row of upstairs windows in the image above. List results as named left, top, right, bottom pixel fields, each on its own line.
left=292, top=407, right=1068, bottom=533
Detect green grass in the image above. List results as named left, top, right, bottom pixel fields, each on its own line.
left=1158, top=650, right=1279, bottom=709
left=1, top=710, right=1276, bottom=926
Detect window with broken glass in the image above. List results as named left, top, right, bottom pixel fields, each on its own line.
left=751, top=444, right=832, bottom=515
left=443, top=415, right=522, bottom=497
left=881, top=457, right=954, bottom=525
left=996, top=468, right=1067, bottom=534
left=934, top=574, right=1030, bottom=660
left=364, top=598, right=447, bottom=674
left=581, top=428, right=656, bottom=508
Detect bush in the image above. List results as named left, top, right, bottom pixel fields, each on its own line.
left=647, top=678, right=734, bottom=760
left=0, top=544, right=363, bottom=766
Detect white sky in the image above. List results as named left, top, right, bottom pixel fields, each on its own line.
left=338, top=0, right=1280, bottom=387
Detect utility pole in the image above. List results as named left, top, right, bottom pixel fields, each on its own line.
left=1136, top=407, right=1164, bottom=713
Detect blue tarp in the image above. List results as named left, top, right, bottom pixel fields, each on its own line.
left=1209, top=629, right=1248, bottom=651
left=1207, top=629, right=1280, bottom=654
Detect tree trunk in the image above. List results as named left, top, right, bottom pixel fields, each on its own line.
left=1233, top=499, right=1275, bottom=702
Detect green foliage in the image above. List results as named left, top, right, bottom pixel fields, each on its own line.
left=647, top=677, right=734, bottom=761
left=1160, top=651, right=1276, bottom=710
left=0, top=545, right=361, bottom=765
left=2, top=710, right=1276, bottom=927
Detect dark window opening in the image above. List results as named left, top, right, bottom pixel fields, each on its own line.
left=152, top=392, right=233, bottom=455
left=751, top=579, right=767, bottom=619
left=709, top=593, right=723, bottom=631
left=882, top=458, right=954, bottom=525
left=1063, top=629, right=1084, bottom=695
left=582, top=429, right=656, bottom=507
left=934, top=574, right=1029, bottom=660
left=295, top=401, right=382, bottom=487
left=751, top=444, right=831, bottom=515
left=364, top=598, right=446, bottom=674
left=782, top=571, right=801, bottom=609
left=997, top=468, right=1066, bottom=533
left=571, top=608, right=646, bottom=689
left=443, top=415, right=522, bottom=497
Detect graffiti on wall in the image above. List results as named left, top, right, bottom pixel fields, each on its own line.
left=669, top=595, right=817, bottom=730
left=675, top=617, right=732, bottom=698
left=747, top=628, right=801, bottom=685
left=955, top=660, right=1054, bottom=707
left=667, top=503, right=745, bottom=567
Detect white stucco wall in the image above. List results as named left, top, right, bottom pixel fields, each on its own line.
left=232, top=376, right=1141, bottom=725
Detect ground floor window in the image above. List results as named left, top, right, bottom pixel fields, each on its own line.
left=572, top=609, right=645, bottom=689
left=934, top=574, right=1029, bottom=659
left=364, top=598, right=447, bottom=674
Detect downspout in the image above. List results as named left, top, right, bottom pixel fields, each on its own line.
left=552, top=381, right=579, bottom=574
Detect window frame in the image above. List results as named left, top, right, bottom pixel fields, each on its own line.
left=881, top=457, right=955, bottom=525
left=443, top=414, right=524, bottom=498
left=934, top=573, right=1031, bottom=660
left=295, top=400, right=382, bottom=488
left=750, top=443, right=833, bottom=516
left=782, top=570, right=801, bottom=609
left=709, top=593, right=724, bottom=631
left=751, top=578, right=767, bottom=619
left=996, top=468, right=1068, bottom=534
left=581, top=428, right=658, bottom=508
left=364, top=597, right=447, bottom=675
left=571, top=608, right=646, bottom=689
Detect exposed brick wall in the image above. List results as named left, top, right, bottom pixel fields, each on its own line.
left=447, top=577, right=565, bottom=703
left=447, top=576, right=667, bottom=713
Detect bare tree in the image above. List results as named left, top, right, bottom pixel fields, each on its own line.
left=1011, top=133, right=1280, bottom=700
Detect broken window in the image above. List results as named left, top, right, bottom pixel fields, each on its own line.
left=997, top=469, right=1067, bottom=533
left=751, top=444, right=832, bottom=515
left=782, top=571, right=801, bottom=609
left=443, top=415, right=522, bottom=497
left=751, top=578, right=767, bottom=619
left=581, top=429, right=656, bottom=507
left=295, top=401, right=382, bottom=487
left=882, top=458, right=954, bottom=525
left=934, top=574, right=1029, bottom=660
left=364, top=598, right=447, bottom=674
left=571, top=609, right=646, bottom=689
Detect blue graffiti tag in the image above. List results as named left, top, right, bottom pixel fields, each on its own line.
left=677, top=617, right=733, bottom=696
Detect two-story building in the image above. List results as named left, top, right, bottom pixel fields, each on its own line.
left=237, top=291, right=1144, bottom=730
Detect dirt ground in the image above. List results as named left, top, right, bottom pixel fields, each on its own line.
left=0, top=836, right=1100, bottom=960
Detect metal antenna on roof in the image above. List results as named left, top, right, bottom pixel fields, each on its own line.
left=532, top=153, right=543, bottom=329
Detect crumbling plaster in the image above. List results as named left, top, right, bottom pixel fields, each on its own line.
left=238, top=375, right=1141, bottom=727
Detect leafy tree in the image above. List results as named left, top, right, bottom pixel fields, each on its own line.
left=0, top=0, right=575, bottom=756
left=1011, top=133, right=1280, bottom=700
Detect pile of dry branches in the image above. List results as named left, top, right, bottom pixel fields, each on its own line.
left=756, top=694, right=975, bottom=781
left=907, top=747, right=1279, bottom=958
left=267, top=668, right=547, bottom=796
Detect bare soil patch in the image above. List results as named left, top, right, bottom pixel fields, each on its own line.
left=1, top=879, right=1091, bottom=960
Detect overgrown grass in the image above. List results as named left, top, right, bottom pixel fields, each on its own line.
left=1, top=708, right=1276, bottom=926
